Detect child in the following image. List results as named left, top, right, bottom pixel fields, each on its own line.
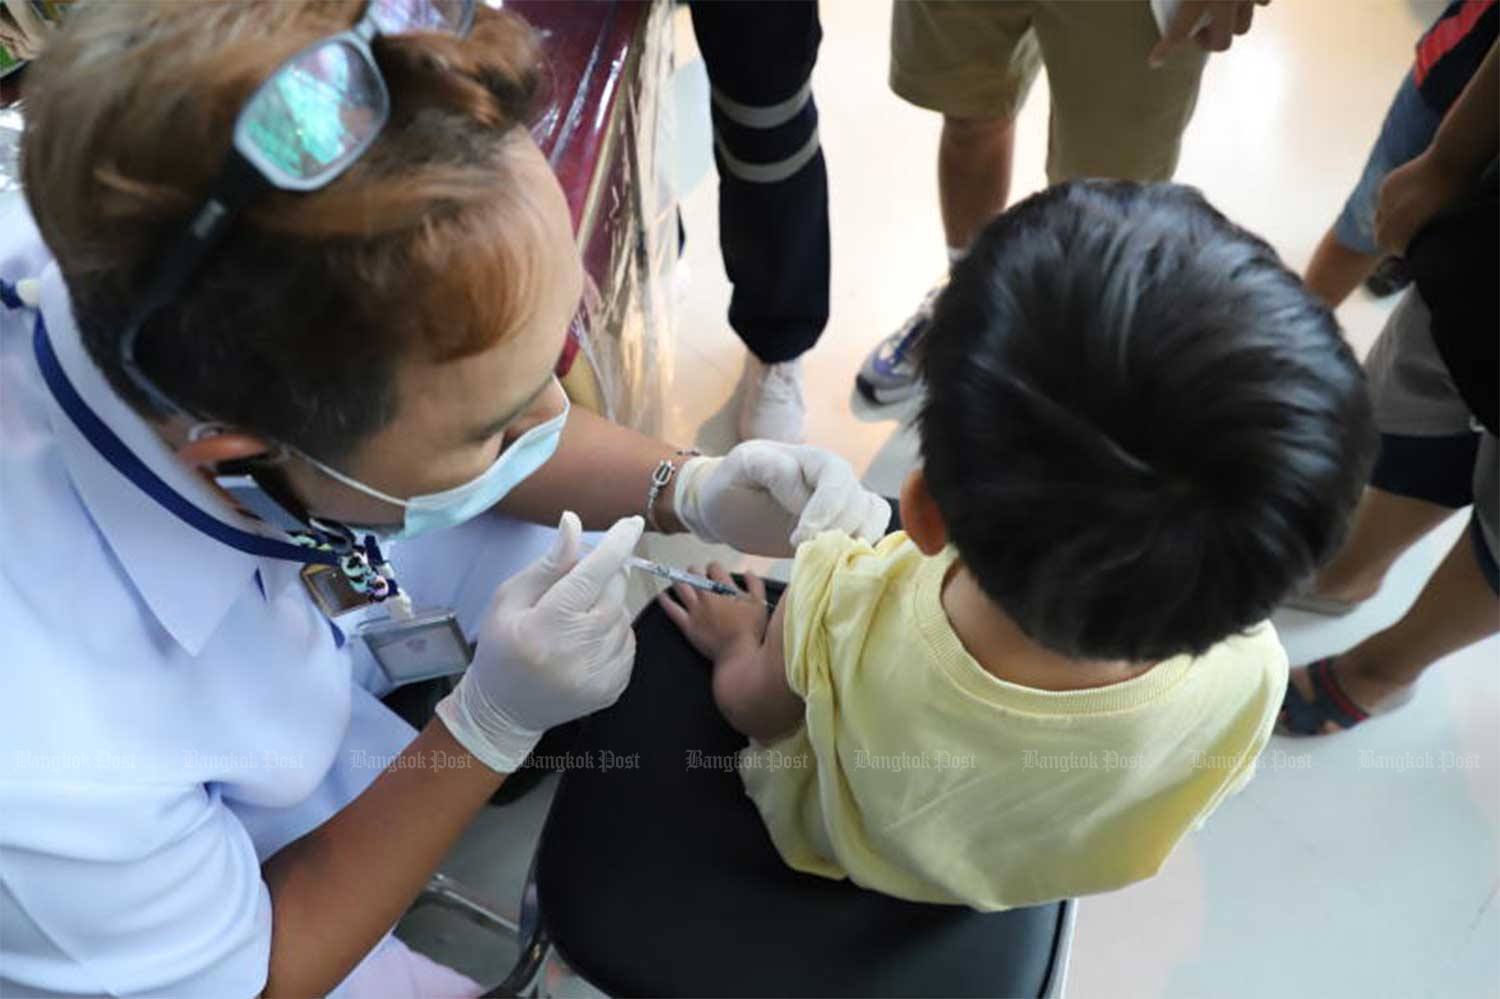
left=660, top=180, right=1376, bottom=911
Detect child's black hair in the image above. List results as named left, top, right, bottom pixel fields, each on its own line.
left=918, top=181, right=1376, bottom=662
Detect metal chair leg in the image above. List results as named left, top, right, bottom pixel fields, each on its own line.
left=481, top=857, right=549, bottom=997
left=422, top=871, right=521, bottom=935
left=404, top=870, right=545, bottom=997
left=1040, top=898, right=1078, bottom=998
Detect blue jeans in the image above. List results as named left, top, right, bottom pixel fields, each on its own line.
left=1332, top=70, right=1443, bottom=256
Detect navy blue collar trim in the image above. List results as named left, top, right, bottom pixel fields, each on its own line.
left=27, top=303, right=336, bottom=568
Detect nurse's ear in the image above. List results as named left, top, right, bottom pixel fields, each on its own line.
left=175, top=426, right=280, bottom=472
left=898, top=469, right=948, bottom=556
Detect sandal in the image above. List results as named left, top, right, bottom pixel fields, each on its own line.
left=1279, top=658, right=1371, bottom=735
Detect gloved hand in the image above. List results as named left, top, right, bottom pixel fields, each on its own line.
left=672, top=441, right=891, bottom=557
left=436, top=511, right=643, bottom=774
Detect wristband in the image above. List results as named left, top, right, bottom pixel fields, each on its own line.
left=644, top=449, right=701, bottom=532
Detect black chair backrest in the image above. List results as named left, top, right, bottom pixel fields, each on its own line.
left=534, top=584, right=1066, bottom=998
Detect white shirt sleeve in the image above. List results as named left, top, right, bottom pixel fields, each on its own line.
left=0, top=781, right=271, bottom=999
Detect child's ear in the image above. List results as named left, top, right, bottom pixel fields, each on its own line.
left=899, top=469, right=948, bottom=556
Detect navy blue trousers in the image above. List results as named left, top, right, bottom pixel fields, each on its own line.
left=689, top=0, right=830, bottom=364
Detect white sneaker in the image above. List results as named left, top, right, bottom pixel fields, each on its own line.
left=737, top=356, right=806, bottom=443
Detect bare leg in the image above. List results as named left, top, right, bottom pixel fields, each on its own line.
left=1290, top=527, right=1499, bottom=733
left=1310, top=487, right=1454, bottom=604
left=1303, top=227, right=1382, bottom=309
left=939, top=115, right=1018, bottom=253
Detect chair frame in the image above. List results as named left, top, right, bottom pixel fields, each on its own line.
left=406, top=867, right=1076, bottom=998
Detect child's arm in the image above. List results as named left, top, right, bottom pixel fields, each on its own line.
left=656, top=563, right=802, bottom=744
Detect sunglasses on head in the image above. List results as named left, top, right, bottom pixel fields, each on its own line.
left=119, top=0, right=477, bottom=417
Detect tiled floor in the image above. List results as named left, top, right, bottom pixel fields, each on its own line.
left=412, top=2, right=1499, bottom=995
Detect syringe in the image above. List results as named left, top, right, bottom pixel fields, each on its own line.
left=625, top=555, right=769, bottom=606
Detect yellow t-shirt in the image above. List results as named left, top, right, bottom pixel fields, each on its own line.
left=740, top=531, right=1289, bottom=911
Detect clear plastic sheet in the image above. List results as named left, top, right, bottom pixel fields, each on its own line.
left=516, top=0, right=677, bottom=437
left=0, top=104, right=20, bottom=194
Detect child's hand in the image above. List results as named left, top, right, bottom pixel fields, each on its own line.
left=657, top=563, right=770, bottom=663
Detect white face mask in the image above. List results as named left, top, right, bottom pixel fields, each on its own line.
left=301, top=380, right=570, bottom=542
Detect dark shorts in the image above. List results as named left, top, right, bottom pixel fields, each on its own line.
left=1366, top=289, right=1498, bottom=593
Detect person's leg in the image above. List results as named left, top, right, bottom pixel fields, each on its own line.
left=1290, top=518, right=1499, bottom=733
left=858, top=1, right=1038, bottom=404
left=938, top=115, right=1018, bottom=254
left=1284, top=293, right=1491, bottom=733
left=890, top=0, right=1038, bottom=257
left=1307, top=70, right=1444, bottom=307
left=1304, top=289, right=1481, bottom=605
left=1030, top=0, right=1206, bottom=183
left=1310, top=471, right=1472, bottom=605
left=690, top=0, right=827, bottom=442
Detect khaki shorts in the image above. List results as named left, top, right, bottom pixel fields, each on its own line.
left=890, top=0, right=1208, bottom=182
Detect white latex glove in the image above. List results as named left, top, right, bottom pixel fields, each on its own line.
left=672, top=441, right=891, bottom=557
left=436, top=511, right=643, bottom=773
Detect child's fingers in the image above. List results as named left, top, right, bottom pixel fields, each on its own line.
left=656, top=587, right=686, bottom=613
left=743, top=572, right=767, bottom=603
left=705, top=562, right=737, bottom=589
left=672, top=578, right=700, bottom=609
left=657, top=592, right=692, bottom=631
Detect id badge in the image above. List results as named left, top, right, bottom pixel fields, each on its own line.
left=358, top=610, right=473, bottom=687
left=301, top=564, right=377, bottom=618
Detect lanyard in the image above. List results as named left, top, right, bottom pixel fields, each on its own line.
left=11, top=279, right=473, bottom=681
left=22, top=288, right=341, bottom=568
left=13, top=279, right=409, bottom=612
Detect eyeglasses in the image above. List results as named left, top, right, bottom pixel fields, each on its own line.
left=119, top=0, right=476, bottom=416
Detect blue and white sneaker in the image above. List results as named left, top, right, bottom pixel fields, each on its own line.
left=855, top=281, right=945, bottom=405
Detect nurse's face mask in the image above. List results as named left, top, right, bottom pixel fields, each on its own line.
left=107, top=0, right=567, bottom=537
left=296, top=385, right=570, bottom=542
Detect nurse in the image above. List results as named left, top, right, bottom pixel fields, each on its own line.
left=0, top=2, right=889, bottom=996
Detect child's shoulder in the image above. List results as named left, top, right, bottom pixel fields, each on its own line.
left=1206, top=619, right=1287, bottom=669
left=1190, top=619, right=1291, bottom=701
left=783, top=531, right=933, bottom=666
left=786, top=530, right=937, bottom=633
left=794, top=529, right=925, bottom=582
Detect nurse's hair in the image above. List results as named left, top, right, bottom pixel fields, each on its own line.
left=917, top=181, right=1377, bottom=663
left=22, top=0, right=548, bottom=462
